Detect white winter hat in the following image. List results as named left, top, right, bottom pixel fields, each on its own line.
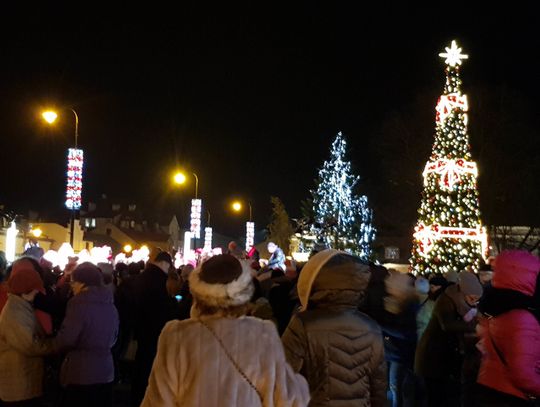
left=189, top=254, right=254, bottom=308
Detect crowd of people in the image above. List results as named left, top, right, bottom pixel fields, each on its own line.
left=0, top=243, right=539, bottom=406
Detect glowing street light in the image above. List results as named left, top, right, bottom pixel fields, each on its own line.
left=232, top=201, right=242, bottom=212
left=173, top=172, right=186, bottom=185
left=42, top=111, right=58, bottom=124
left=30, top=228, right=43, bottom=238
left=123, top=244, right=133, bottom=253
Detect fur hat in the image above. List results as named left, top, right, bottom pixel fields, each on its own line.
left=458, top=271, right=483, bottom=297
left=189, top=254, right=254, bottom=308
left=72, top=262, right=104, bottom=287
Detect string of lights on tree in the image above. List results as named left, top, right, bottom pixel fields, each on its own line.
left=311, top=131, right=375, bottom=260
left=410, top=40, right=488, bottom=275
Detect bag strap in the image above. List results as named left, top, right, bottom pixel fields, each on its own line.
left=199, top=319, right=263, bottom=404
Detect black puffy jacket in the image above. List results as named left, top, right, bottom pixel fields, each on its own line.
left=282, top=252, right=387, bottom=406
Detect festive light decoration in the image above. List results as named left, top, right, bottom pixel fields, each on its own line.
left=245, top=222, right=255, bottom=251
left=66, top=148, right=84, bottom=210
left=423, top=159, right=478, bottom=190
left=311, top=131, right=375, bottom=259
left=411, top=40, right=486, bottom=274
left=204, top=227, right=213, bottom=252
left=190, top=199, right=202, bottom=239
left=438, top=40, right=468, bottom=67
left=183, top=231, right=193, bottom=259
left=6, top=221, right=18, bottom=262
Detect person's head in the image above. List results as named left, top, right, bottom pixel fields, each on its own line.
left=227, top=241, right=238, bottom=252
left=7, top=258, right=45, bottom=298
left=492, top=250, right=540, bottom=296
left=429, top=276, right=447, bottom=293
left=457, top=271, right=483, bottom=307
left=154, top=251, right=173, bottom=274
left=297, top=249, right=370, bottom=311
left=97, top=262, right=114, bottom=285
left=180, top=263, right=195, bottom=281
left=444, top=270, right=459, bottom=284
left=71, top=262, right=104, bottom=295
left=415, top=277, right=430, bottom=295
left=267, top=242, right=277, bottom=254
left=189, top=254, right=254, bottom=318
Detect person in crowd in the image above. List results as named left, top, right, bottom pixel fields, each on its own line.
left=177, top=264, right=195, bottom=320
left=383, top=271, right=419, bottom=407
left=132, top=251, right=180, bottom=406
left=247, top=246, right=261, bottom=271
left=476, top=250, right=540, bottom=406
left=141, top=254, right=310, bottom=406
left=282, top=249, right=387, bottom=406
left=416, top=275, right=447, bottom=341
left=478, top=263, right=493, bottom=289
left=226, top=240, right=246, bottom=259
left=54, top=262, right=119, bottom=407
left=360, top=262, right=390, bottom=325
left=415, top=270, right=483, bottom=406
left=267, top=241, right=286, bottom=272
left=0, top=259, right=54, bottom=406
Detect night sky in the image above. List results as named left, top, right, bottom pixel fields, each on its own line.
left=1, top=4, right=539, bottom=238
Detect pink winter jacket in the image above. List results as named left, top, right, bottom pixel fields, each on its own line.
left=477, top=250, right=540, bottom=399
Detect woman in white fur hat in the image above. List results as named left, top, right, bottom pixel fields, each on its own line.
left=141, top=254, right=309, bottom=407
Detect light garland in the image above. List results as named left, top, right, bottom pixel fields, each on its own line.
left=414, top=223, right=488, bottom=258
left=435, top=93, right=468, bottom=123
left=5, top=221, right=18, bottom=262
left=66, top=148, right=83, bottom=210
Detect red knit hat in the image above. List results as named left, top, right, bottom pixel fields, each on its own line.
left=8, top=259, right=44, bottom=295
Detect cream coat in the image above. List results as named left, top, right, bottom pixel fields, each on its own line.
left=0, top=294, right=53, bottom=402
left=141, top=316, right=310, bottom=407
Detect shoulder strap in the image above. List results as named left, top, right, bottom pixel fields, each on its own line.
left=199, top=319, right=263, bottom=404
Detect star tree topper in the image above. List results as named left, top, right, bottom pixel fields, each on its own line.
left=439, top=40, right=468, bottom=67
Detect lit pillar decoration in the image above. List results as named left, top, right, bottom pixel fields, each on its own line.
left=183, top=231, right=193, bottom=258
left=410, top=40, right=487, bottom=275
left=6, top=221, right=18, bottom=263
left=190, top=199, right=202, bottom=239
left=66, top=148, right=84, bottom=210
left=204, top=227, right=213, bottom=251
left=246, top=221, right=255, bottom=251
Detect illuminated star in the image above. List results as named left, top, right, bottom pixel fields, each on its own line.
left=439, top=40, right=468, bottom=67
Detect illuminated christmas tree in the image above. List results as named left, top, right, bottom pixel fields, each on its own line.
left=312, top=131, right=375, bottom=259
left=410, top=40, right=488, bottom=274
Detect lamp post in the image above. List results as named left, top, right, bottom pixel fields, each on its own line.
left=42, top=108, right=82, bottom=248
left=173, top=170, right=202, bottom=248
left=231, top=200, right=254, bottom=251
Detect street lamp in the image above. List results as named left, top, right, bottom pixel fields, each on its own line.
left=230, top=200, right=254, bottom=250
left=42, top=107, right=82, bottom=248
left=173, top=170, right=202, bottom=245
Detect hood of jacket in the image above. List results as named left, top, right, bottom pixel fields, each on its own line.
left=297, top=249, right=370, bottom=311
left=492, top=250, right=540, bottom=296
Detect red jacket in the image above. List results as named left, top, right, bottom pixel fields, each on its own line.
left=477, top=250, right=540, bottom=399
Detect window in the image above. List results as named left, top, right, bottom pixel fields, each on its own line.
left=385, top=246, right=400, bottom=260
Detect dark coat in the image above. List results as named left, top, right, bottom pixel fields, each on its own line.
left=282, top=254, right=387, bottom=406
left=55, top=286, right=119, bottom=386
left=414, top=287, right=475, bottom=380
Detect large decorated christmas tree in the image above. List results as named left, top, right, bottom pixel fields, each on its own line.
left=311, top=131, right=375, bottom=260
left=410, top=40, right=488, bottom=274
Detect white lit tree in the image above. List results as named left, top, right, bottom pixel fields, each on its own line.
left=410, top=40, right=488, bottom=274
left=311, top=131, right=375, bottom=259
